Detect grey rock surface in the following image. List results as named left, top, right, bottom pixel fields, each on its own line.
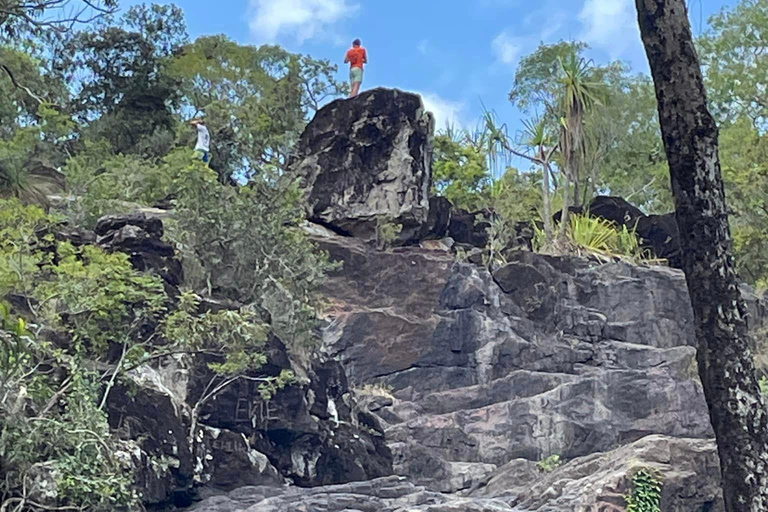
left=316, top=233, right=713, bottom=490
left=291, top=88, right=434, bottom=241
left=186, top=436, right=722, bottom=511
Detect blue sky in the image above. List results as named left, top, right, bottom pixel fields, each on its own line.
left=123, top=0, right=736, bottom=133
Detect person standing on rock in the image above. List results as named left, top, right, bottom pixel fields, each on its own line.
left=344, top=39, right=367, bottom=98
left=190, top=118, right=211, bottom=166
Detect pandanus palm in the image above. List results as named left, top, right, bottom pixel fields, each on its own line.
left=520, top=116, right=555, bottom=241
left=556, top=53, right=602, bottom=233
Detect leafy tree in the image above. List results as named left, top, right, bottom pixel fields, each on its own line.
left=510, top=42, right=669, bottom=214
left=719, top=118, right=768, bottom=287
left=432, top=131, right=490, bottom=210
left=0, top=103, right=72, bottom=207
left=557, top=52, right=603, bottom=209
left=0, top=46, right=68, bottom=132
left=57, top=4, right=188, bottom=157
left=699, top=0, right=768, bottom=126
left=167, top=36, right=346, bottom=180
left=0, top=199, right=164, bottom=510
left=510, top=41, right=589, bottom=115
left=589, top=75, right=671, bottom=212
left=508, top=42, right=604, bottom=229
left=0, top=315, right=137, bottom=511
left=0, top=0, right=117, bottom=38
left=637, top=0, right=768, bottom=507
left=168, top=156, right=337, bottom=347
left=518, top=116, right=556, bottom=239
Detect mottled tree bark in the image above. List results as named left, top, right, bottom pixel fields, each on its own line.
left=635, top=0, right=768, bottom=509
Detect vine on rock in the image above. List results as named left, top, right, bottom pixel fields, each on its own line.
left=624, top=467, right=663, bottom=512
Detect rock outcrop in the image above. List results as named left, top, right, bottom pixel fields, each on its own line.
left=110, top=338, right=392, bottom=507
left=109, top=94, right=766, bottom=511
left=187, top=436, right=721, bottom=511
left=291, top=88, right=434, bottom=242
left=312, top=230, right=718, bottom=500
left=54, top=213, right=393, bottom=507
left=94, top=212, right=183, bottom=288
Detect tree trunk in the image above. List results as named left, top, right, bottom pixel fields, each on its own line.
left=635, top=0, right=768, bottom=509
left=558, top=175, right=571, bottom=241
left=539, top=148, right=554, bottom=242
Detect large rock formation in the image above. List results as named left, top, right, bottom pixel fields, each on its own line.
left=312, top=231, right=719, bottom=498
left=290, top=88, right=434, bottom=241
left=117, top=95, right=767, bottom=511
left=53, top=213, right=393, bottom=508
left=110, top=335, right=392, bottom=507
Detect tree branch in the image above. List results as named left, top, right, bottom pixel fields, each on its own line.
left=0, top=63, right=44, bottom=105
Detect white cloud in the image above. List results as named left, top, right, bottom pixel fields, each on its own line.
left=248, top=0, right=358, bottom=43
left=492, top=31, right=521, bottom=66
left=579, top=0, right=639, bottom=58
left=419, top=93, right=466, bottom=130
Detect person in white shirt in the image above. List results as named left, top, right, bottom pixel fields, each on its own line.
left=190, top=119, right=211, bottom=165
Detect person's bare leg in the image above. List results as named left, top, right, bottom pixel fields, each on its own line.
left=350, top=82, right=361, bottom=98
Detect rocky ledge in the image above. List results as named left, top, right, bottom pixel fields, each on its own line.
left=189, top=435, right=720, bottom=511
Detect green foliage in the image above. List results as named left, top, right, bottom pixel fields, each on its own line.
left=555, top=214, right=648, bottom=261
left=170, top=162, right=336, bottom=347
left=0, top=46, right=69, bottom=132
left=718, top=118, right=768, bottom=286
left=35, top=242, right=167, bottom=357
left=0, top=306, right=136, bottom=511
left=61, top=4, right=187, bottom=121
left=760, top=376, right=768, bottom=396
left=0, top=0, right=117, bottom=38
left=0, top=199, right=164, bottom=507
left=510, top=41, right=589, bottom=114
left=0, top=199, right=53, bottom=296
left=491, top=168, right=543, bottom=224
left=0, top=103, right=71, bottom=207
left=64, top=143, right=185, bottom=226
left=432, top=132, right=490, bottom=210
left=625, top=468, right=663, bottom=512
left=699, top=0, right=768, bottom=125
left=509, top=41, right=671, bottom=212
left=588, top=75, right=671, bottom=212
left=167, top=36, right=346, bottom=179
left=163, top=291, right=269, bottom=376
left=374, top=216, right=403, bottom=250
left=536, top=454, right=562, bottom=473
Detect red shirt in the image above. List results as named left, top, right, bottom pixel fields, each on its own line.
left=346, top=47, right=367, bottom=70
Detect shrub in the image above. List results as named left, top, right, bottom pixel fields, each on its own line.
left=374, top=216, right=403, bottom=250
left=536, top=454, right=562, bottom=473
left=0, top=199, right=164, bottom=509
left=536, top=213, right=650, bottom=261
left=65, top=144, right=188, bottom=227
left=0, top=199, right=54, bottom=296
left=169, top=161, right=337, bottom=348
left=0, top=306, right=137, bottom=511
left=35, top=242, right=167, bottom=357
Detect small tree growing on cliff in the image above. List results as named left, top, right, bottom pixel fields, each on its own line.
left=635, top=0, right=768, bottom=508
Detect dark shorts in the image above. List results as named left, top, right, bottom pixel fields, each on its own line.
left=195, top=149, right=211, bottom=164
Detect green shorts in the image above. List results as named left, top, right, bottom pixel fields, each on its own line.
left=350, top=67, right=364, bottom=84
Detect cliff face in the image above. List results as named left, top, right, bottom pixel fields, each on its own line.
left=290, top=88, right=434, bottom=242
left=180, top=90, right=768, bottom=511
